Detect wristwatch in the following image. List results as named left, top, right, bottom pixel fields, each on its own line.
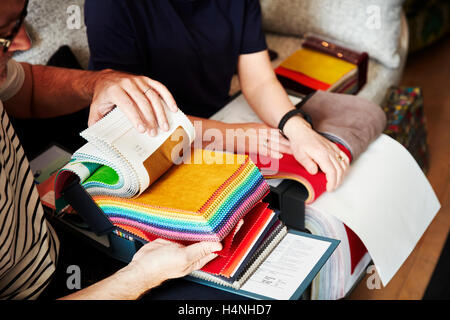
left=278, top=92, right=315, bottom=139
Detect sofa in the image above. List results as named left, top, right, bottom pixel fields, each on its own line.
left=16, top=0, right=409, bottom=107
left=13, top=0, right=409, bottom=300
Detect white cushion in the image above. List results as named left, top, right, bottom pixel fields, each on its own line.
left=14, top=0, right=89, bottom=69
left=260, top=0, right=405, bottom=68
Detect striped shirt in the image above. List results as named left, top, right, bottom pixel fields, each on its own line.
left=0, top=60, right=59, bottom=300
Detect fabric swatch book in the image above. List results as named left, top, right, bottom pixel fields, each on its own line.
left=52, top=104, right=341, bottom=297
left=275, top=35, right=368, bottom=96
left=54, top=106, right=270, bottom=243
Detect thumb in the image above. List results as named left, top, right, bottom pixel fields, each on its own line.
left=190, top=253, right=219, bottom=272
left=185, top=241, right=223, bottom=264
left=88, top=102, right=117, bottom=127
left=87, top=110, right=101, bottom=127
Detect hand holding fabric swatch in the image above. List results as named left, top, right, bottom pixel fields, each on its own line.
left=250, top=143, right=352, bottom=204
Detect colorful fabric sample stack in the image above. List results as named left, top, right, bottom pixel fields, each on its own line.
left=275, top=35, right=368, bottom=96
left=54, top=106, right=272, bottom=244
left=190, top=203, right=287, bottom=288
left=56, top=148, right=270, bottom=243
left=304, top=206, right=370, bottom=300
left=52, top=106, right=285, bottom=286
left=92, top=150, right=270, bottom=242
left=382, top=86, right=430, bottom=172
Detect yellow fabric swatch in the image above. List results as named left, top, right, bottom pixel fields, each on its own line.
left=280, top=48, right=356, bottom=85
left=134, top=149, right=247, bottom=214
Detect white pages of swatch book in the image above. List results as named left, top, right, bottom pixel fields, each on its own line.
left=75, top=106, right=195, bottom=196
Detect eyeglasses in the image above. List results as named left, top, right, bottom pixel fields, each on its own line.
left=0, top=0, right=29, bottom=53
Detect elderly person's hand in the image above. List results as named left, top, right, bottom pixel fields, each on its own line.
left=125, top=239, right=222, bottom=294
left=89, top=69, right=179, bottom=136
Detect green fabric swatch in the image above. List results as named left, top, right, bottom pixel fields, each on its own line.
left=84, top=165, right=119, bottom=186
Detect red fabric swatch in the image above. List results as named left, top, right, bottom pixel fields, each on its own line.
left=344, top=225, right=368, bottom=274
left=250, top=143, right=352, bottom=203
left=275, top=66, right=331, bottom=91
left=201, top=202, right=274, bottom=276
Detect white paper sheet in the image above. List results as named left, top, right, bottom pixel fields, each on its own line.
left=309, top=134, right=441, bottom=285
left=240, top=232, right=331, bottom=300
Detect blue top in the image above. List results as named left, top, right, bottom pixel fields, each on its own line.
left=85, top=0, right=267, bottom=118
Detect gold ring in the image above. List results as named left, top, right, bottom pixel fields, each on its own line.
left=336, top=155, right=344, bottom=162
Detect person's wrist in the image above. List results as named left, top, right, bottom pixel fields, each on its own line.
left=117, top=262, right=164, bottom=298
left=199, top=119, right=227, bottom=150
left=282, top=114, right=312, bottom=140
left=88, top=68, right=115, bottom=97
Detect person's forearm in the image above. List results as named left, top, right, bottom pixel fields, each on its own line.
left=237, top=50, right=311, bottom=134
left=241, top=75, right=311, bottom=135
left=29, top=64, right=103, bottom=118
left=59, top=239, right=222, bottom=300
left=242, top=75, right=289, bottom=126
left=4, top=62, right=107, bottom=119
left=188, top=116, right=228, bottom=149
left=187, top=116, right=253, bottom=151
left=58, top=265, right=162, bottom=300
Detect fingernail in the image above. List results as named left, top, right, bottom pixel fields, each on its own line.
left=210, top=242, right=223, bottom=252
left=149, top=129, right=157, bottom=137
left=172, top=104, right=179, bottom=112
left=137, top=124, right=146, bottom=133
left=163, top=123, right=169, bottom=131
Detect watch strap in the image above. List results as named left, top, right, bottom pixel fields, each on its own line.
left=278, top=92, right=315, bottom=138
